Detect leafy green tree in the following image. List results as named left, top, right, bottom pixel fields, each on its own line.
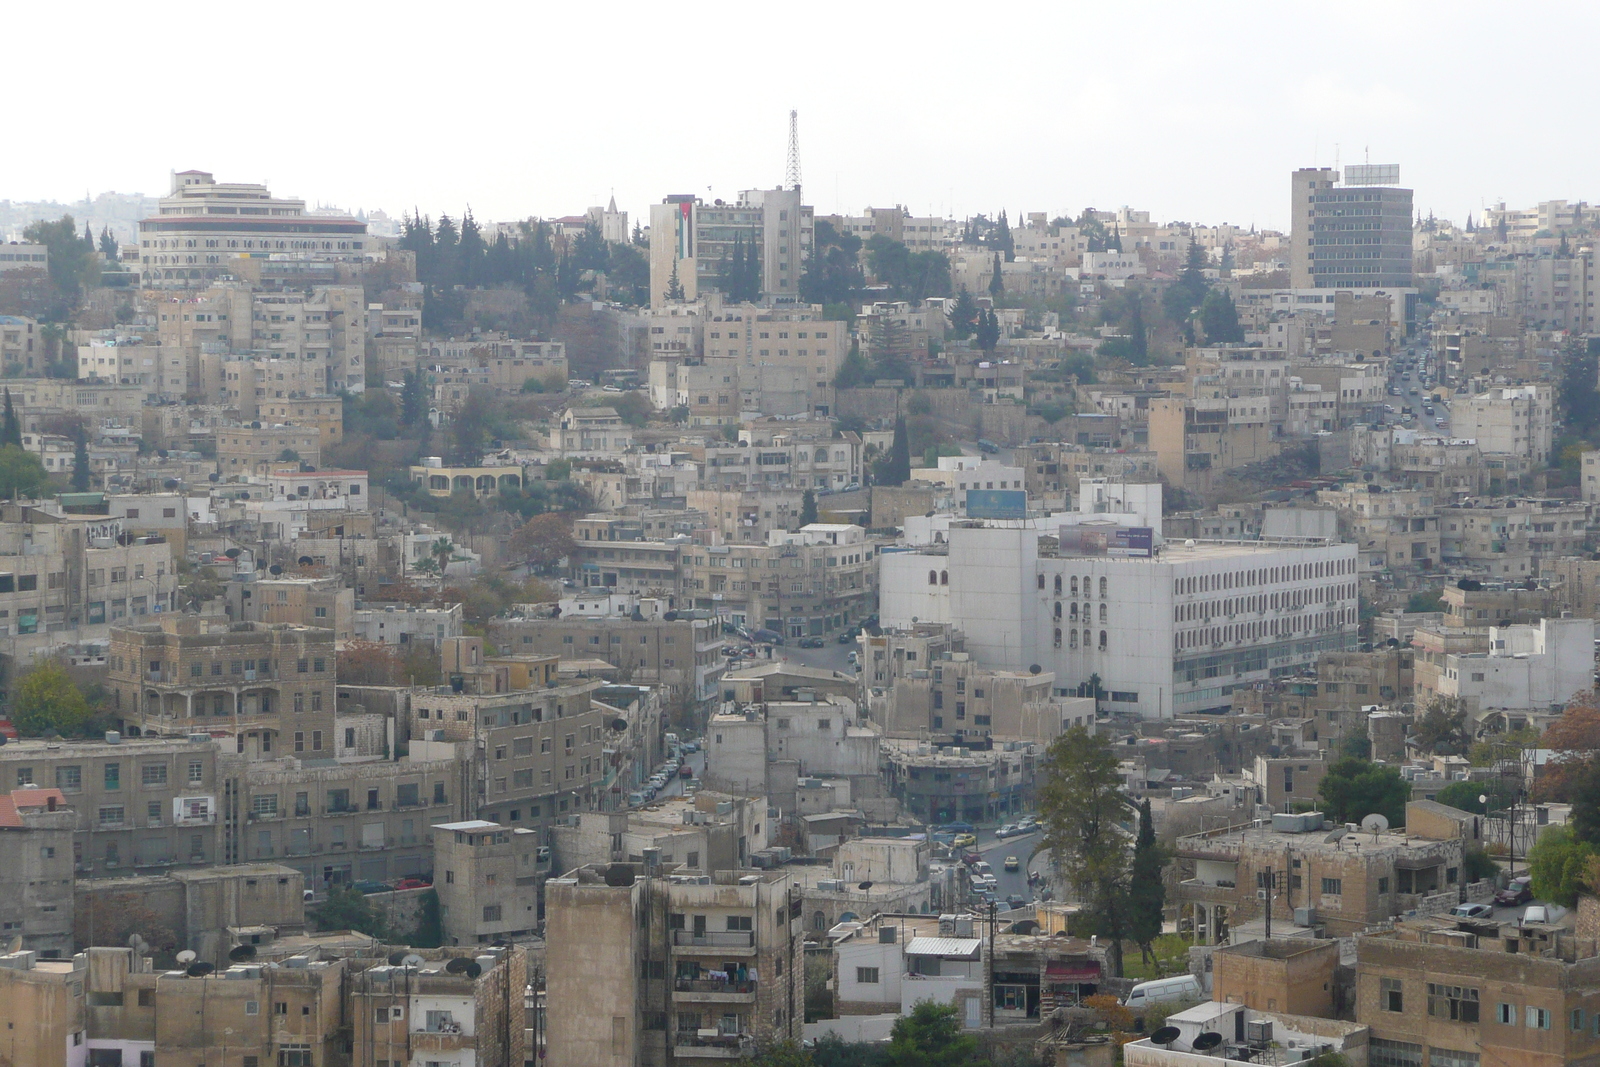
left=1318, top=757, right=1410, bottom=826
left=11, top=661, right=91, bottom=737
left=834, top=344, right=872, bottom=389
left=400, top=370, right=429, bottom=428
left=1406, top=588, right=1444, bottom=613
left=1038, top=725, right=1130, bottom=976
left=310, top=886, right=389, bottom=938
left=1435, top=779, right=1516, bottom=815
left=975, top=310, right=1000, bottom=352
left=23, top=215, right=100, bottom=300
left=885, top=1001, right=986, bottom=1067
left=799, top=490, right=818, bottom=526
left=800, top=221, right=864, bottom=307
left=1076, top=208, right=1108, bottom=252
left=1338, top=734, right=1372, bottom=760
left=1161, top=240, right=1209, bottom=332
left=0, top=444, right=49, bottom=499
left=1528, top=824, right=1595, bottom=906
left=71, top=426, right=90, bottom=491
left=1412, top=697, right=1470, bottom=756
left=1061, top=353, right=1096, bottom=384
left=1197, top=288, right=1244, bottom=344
left=1463, top=843, right=1500, bottom=884
left=748, top=1042, right=818, bottom=1067
left=98, top=228, right=118, bottom=259
left=1128, top=798, right=1167, bottom=966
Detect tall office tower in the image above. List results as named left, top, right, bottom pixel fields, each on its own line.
left=1290, top=165, right=1413, bottom=289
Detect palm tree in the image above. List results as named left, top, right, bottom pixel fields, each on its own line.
left=431, top=537, right=455, bottom=576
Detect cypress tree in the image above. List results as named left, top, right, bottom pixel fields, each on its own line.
left=887, top=415, right=911, bottom=486
left=988, top=254, right=1004, bottom=299
left=799, top=489, right=818, bottom=527
left=1128, top=798, right=1168, bottom=966
left=2, top=389, right=20, bottom=447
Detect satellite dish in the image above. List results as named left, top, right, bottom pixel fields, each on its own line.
left=445, top=958, right=474, bottom=974
left=269, top=565, right=283, bottom=575
left=186, top=962, right=215, bottom=977
left=1192, top=1032, right=1223, bottom=1052
left=1029, top=664, right=1041, bottom=675
left=463, top=961, right=482, bottom=979
left=224, top=548, right=241, bottom=559
left=228, top=944, right=257, bottom=962
left=298, top=556, right=314, bottom=566
left=1362, top=813, right=1390, bottom=834
left=387, top=951, right=408, bottom=966
left=858, top=881, right=873, bottom=890
left=610, top=718, right=629, bottom=733
left=176, top=950, right=197, bottom=964
left=401, top=954, right=425, bottom=968
left=603, top=864, right=636, bottom=887
left=1151, top=1026, right=1182, bottom=1047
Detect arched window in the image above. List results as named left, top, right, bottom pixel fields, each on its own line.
left=1054, top=628, right=1063, bottom=648
left=1099, top=630, right=1108, bottom=651
left=1057, top=576, right=1066, bottom=595
left=1099, top=577, right=1108, bottom=597
left=1037, top=574, right=1045, bottom=590
left=813, top=911, right=826, bottom=930
left=1083, top=629, right=1092, bottom=648
left=1099, top=604, right=1108, bottom=622
left=1068, top=629, right=1076, bottom=649
left=940, top=571, right=948, bottom=586
left=1069, top=603, right=1077, bottom=619
left=1069, top=576, right=1078, bottom=596
left=929, top=570, right=938, bottom=586
left=1054, top=602, right=1062, bottom=619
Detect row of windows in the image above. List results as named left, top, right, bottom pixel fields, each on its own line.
left=1041, top=575, right=1109, bottom=596
left=23, top=760, right=206, bottom=791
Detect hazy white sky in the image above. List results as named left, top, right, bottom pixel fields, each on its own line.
left=11, top=0, right=1598, bottom=232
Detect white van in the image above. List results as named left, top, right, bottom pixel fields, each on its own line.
left=1123, top=974, right=1203, bottom=1009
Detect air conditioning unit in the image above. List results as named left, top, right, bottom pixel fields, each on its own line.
left=1257, top=889, right=1269, bottom=900
left=1246, top=1021, right=1273, bottom=1047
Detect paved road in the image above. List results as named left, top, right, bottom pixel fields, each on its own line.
left=977, top=829, right=1045, bottom=906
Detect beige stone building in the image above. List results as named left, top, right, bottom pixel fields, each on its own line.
left=109, top=616, right=337, bottom=760
left=0, top=787, right=75, bottom=957
left=215, top=424, right=322, bottom=477
left=431, top=818, right=547, bottom=945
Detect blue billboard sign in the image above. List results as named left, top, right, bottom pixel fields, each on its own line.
left=965, top=489, right=1027, bottom=520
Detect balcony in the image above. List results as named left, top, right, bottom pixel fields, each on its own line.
left=673, top=1032, right=752, bottom=1058
left=1178, top=879, right=1237, bottom=907
left=672, top=930, right=754, bottom=950
left=673, top=978, right=757, bottom=1003
left=410, top=1029, right=471, bottom=1053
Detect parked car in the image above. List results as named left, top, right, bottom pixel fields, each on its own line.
left=996, top=823, right=1021, bottom=838
left=1006, top=894, right=1028, bottom=910
left=837, top=631, right=856, bottom=643
left=1524, top=905, right=1552, bottom=924
left=953, top=833, right=977, bottom=849
left=1123, top=974, right=1204, bottom=1009
left=798, top=636, right=825, bottom=648
left=1450, top=902, right=1494, bottom=919
left=353, top=880, right=390, bottom=895
left=393, top=877, right=432, bottom=891
left=962, top=851, right=983, bottom=866
left=679, top=764, right=694, bottom=778
left=1003, top=855, right=1021, bottom=872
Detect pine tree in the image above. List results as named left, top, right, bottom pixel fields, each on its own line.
left=1, top=389, right=20, bottom=448
left=98, top=227, right=118, bottom=259
left=1128, top=798, right=1168, bottom=966
left=950, top=288, right=978, bottom=339
left=665, top=260, right=686, bottom=303
left=83, top=222, right=95, bottom=249
left=71, top=427, right=90, bottom=492
left=799, top=489, right=817, bottom=527
left=1108, top=225, right=1123, bottom=253
left=988, top=254, right=1004, bottom=299
left=993, top=210, right=1015, bottom=262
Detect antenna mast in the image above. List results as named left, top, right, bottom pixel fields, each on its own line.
left=785, top=109, right=802, bottom=193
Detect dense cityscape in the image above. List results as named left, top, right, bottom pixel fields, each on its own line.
left=2, top=101, right=1600, bottom=1067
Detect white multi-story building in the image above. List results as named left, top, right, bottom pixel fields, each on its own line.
left=138, top=170, right=368, bottom=289
left=1423, top=616, right=1595, bottom=724
left=648, top=188, right=812, bottom=307
left=880, top=526, right=1358, bottom=719
left=1453, top=385, right=1554, bottom=465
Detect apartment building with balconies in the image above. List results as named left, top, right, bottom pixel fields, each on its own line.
left=109, top=616, right=337, bottom=760
left=545, top=863, right=802, bottom=1066
left=347, top=943, right=528, bottom=1067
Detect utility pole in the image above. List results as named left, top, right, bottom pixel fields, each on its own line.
left=987, top=899, right=997, bottom=1028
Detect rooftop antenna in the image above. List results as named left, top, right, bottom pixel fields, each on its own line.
left=785, top=109, right=802, bottom=193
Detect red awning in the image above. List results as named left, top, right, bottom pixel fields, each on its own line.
left=1045, top=962, right=1100, bottom=981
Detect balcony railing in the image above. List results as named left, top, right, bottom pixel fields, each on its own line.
left=673, top=1032, right=751, bottom=1058
left=672, top=931, right=754, bottom=949
left=674, top=978, right=756, bottom=995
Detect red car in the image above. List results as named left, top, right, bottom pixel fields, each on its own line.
left=1495, top=876, right=1532, bottom=906
left=393, top=877, right=432, bottom=891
